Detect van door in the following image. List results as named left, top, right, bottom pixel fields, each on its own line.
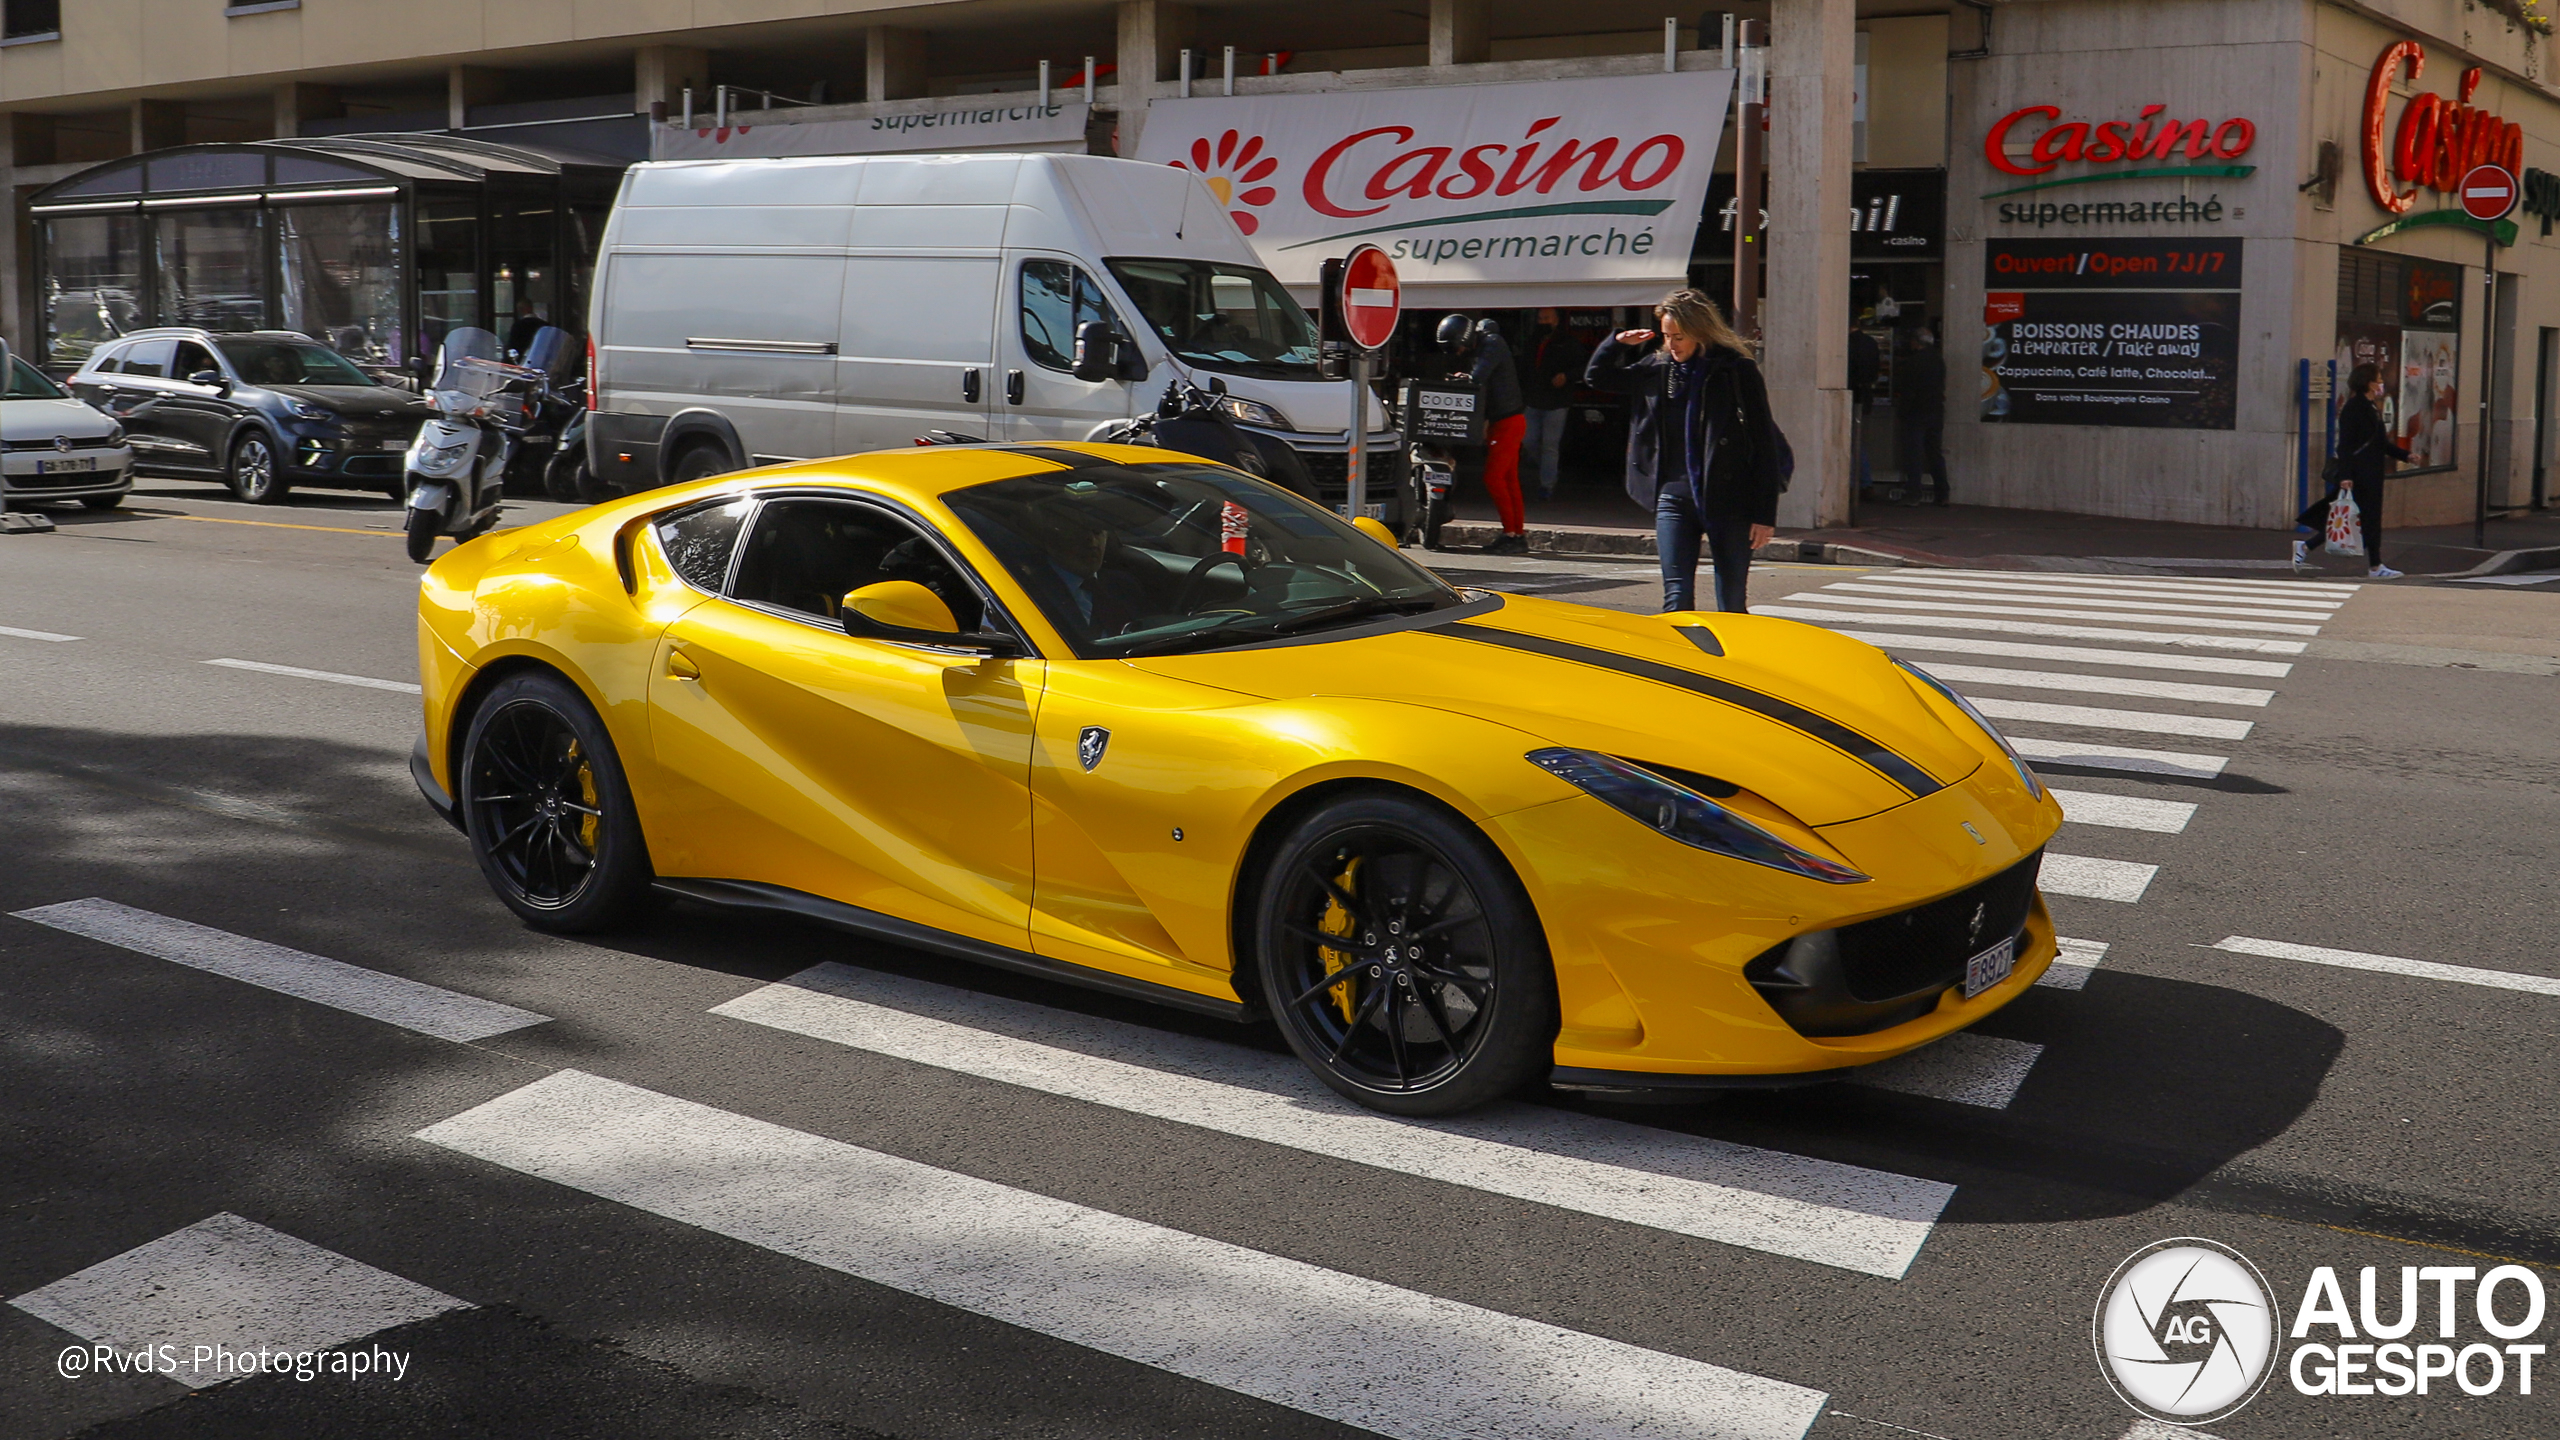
left=1000, top=255, right=1141, bottom=442
left=835, top=255, right=999, bottom=452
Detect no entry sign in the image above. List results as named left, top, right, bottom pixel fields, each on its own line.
left=1338, top=245, right=1400, bottom=351
left=2462, top=164, right=2519, bottom=221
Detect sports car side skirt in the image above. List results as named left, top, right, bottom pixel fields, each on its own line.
left=411, top=732, right=463, bottom=834
left=1547, top=1065, right=1854, bottom=1100
left=1437, top=624, right=1945, bottom=799
left=652, top=878, right=1255, bottom=1023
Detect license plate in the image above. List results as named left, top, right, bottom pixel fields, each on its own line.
left=381, top=439, right=409, bottom=450
left=1962, top=935, right=2017, bottom=999
left=1336, top=503, right=1386, bottom=520
left=35, top=457, right=95, bottom=474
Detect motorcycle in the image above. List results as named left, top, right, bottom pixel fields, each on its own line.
left=542, top=389, right=616, bottom=504
left=403, top=326, right=561, bottom=564
left=1088, top=379, right=1322, bottom=501
left=1408, top=440, right=1456, bottom=550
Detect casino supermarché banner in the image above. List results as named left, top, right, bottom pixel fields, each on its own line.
left=1135, top=70, right=1734, bottom=307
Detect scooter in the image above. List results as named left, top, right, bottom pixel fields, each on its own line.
left=1090, top=378, right=1323, bottom=502
left=542, top=390, right=616, bottom=504
left=1408, top=440, right=1456, bottom=550
left=403, top=326, right=560, bottom=564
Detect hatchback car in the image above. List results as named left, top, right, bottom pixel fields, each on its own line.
left=69, top=328, right=429, bottom=503
left=0, top=354, right=132, bottom=511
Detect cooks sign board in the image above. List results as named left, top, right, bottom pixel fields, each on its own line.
left=1136, top=71, right=1733, bottom=300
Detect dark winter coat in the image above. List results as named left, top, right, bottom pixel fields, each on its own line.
left=1893, top=344, right=1945, bottom=419
left=1469, top=331, right=1525, bottom=423
left=1586, top=334, right=1782, bottom=525
left=1524, top=328, right=1586, bottom=410
left=2336, top=394, right=2410, bottom=483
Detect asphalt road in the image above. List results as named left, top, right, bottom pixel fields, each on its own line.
left=1, top=476, right=2555, bottom=1440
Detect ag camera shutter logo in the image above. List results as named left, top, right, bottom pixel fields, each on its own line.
left=2094, top=1238, right=2281, bottom=1424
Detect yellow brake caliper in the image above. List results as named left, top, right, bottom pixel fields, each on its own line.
left=567, top=739, right=601, bottom=852
left=1318, top=856, right=1361, bottom=1023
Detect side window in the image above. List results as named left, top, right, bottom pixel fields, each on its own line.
left=87, top=344, right=126, bottom=375
left=171, top=341, right=218, bottom=383
left=1018, top=260, right=1122, bottom=374
left=654, top=497, right=751, bottom=593
left=730, top=498, right=985, bottom=631
left=118, top=339, right=175, bottom=378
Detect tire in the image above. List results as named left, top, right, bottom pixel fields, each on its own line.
left=542, top=453, right=583, bottom=503
left=572, top=457, right=616, bottom=505
left=1253, top=792, right=1558, bottom=1116
left=228, top=431, right=288, bottom=504
left=458, top=670, right=655, bottom=933
left=666, top=442, right=735, bottom=486
left=80, top=493, right=125, bottom=511
left=403, top=503, right=439, bottom=563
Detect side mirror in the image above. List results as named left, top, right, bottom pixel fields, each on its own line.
left=1071, top=321, right=1118, bottom=383
left=840, top=580, right=1022, bottom=655
left=188, top=369, right=228, bottom=391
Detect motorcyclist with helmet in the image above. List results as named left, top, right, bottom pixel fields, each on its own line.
left=1436, top=314, right=1529, bottom=555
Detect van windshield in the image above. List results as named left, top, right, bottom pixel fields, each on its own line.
left=1105, top=259, right=1320, bottom=381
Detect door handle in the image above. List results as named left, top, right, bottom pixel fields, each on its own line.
left=962, top=368, right=981, bottom=403
left=666, top=650, right=701, bottom=680
left=1006, top=369, right=1025, bottom=405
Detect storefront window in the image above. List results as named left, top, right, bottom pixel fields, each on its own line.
left=151, top=208, right=268, bottom=332
left=277, top=202, right=402, bottom=365
left=416, top=197, right=481, bottom=366
left=41, top=213, right=144, bottom=367
left=2335, top=250, right=2461, bottom=473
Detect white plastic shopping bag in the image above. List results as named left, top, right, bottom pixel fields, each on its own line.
left=2323, top=481, right=2364, bottom=557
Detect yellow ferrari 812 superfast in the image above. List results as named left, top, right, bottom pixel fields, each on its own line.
left=413, top=442, right=2062, bottom=1115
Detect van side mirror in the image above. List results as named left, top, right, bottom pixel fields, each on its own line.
left=841, top=580, right=1024, bottom=656
left=1071, top=321, right=1118, bottom=383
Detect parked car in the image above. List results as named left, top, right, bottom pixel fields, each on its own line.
left=585, top=152, right=1404, bottom=524
left=68, top=328, right=432, bottom=503
left=0, top=353, right=133, bottom=511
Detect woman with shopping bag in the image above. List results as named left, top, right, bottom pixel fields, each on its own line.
left=2295, top=363, right=2410, bottom=577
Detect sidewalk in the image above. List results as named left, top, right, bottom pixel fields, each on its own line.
left=1444, top=488, right=2560, bottom=578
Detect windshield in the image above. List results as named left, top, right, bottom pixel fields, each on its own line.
left=6, top=358, right=66, bottom=400
left=943, top=461, right=1457, bottom=659
left=213, top=338, right=375, bottom=388
left=1104, top=259, right=1319, bottom=380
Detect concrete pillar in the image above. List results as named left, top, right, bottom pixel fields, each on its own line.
left=131, top=100, right=186, bottom=153
left=272, top=83, right=340, bottom=139
left=866, top=27, right=927, bottom=103
left=448, top=66, right=503, bottom=131
left=634, top=46, right=709, bottom=116
left=1430, top=0, right=1491, bottom=67
left=1765, top=0, right=1855, bottom=530
left=1113, top=1, right=1193, bottom=153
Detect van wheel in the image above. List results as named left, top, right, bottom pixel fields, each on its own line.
left=666, top=443, right=735, bottom=485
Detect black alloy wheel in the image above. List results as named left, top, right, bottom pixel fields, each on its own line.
left=459, top=672, right=654, bottom=932
left=1256, top=793, right=1557, bottom=1115
left=229, top=431, right=288, bottom=504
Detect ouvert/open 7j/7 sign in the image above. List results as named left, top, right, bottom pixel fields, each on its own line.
left=1981, top=237, right=2244, bottom=431
left=1136, top=70, right=1734, bottom=303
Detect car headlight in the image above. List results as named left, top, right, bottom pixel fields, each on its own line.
left=1896, top=659, right=2043, bottom=800
left=103, top=423, right=124, bottom=446
left=1526, top=748, right=1869, bottom=884
left=1215, top=395, right=1291, bottom=430
left=285, top=399, right=333, bottom=422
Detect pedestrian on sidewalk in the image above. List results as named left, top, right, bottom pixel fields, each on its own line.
left=1893, top=327, right=1949, bottom=504
left=1438, top=314, right=1529, bottom=555
left=1586, top=289, right=1781, bottom=614
left=2296, top=362, right=2409, bottom=578
left=1847, top=325, right=1881, bottom=498
left=1523, top=309, right=1585, bottom=501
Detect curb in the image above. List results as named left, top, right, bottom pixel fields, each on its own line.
left=0, top=511, right=57, bottom=534
left=1436, top=519, right=1945, bottom=568
left=2443, top=543, right=2560, bottom=578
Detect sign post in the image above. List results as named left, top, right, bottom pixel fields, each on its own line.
left=1327, top=244, right=1401, bottom=521
left=2462, top=162, right=2517, bottom=550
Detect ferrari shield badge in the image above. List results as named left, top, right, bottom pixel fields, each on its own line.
left=1078, top=726, right=1110, bottom=772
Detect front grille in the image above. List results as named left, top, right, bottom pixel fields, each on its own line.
left=1297, top=447, right=1406, bottom=503
left=4, top=437, right=109, bottom=453
left=338, top=453, right=401, bottom=477
left=8, top=468, right=116, bottom=490
left=1746, top=849, right=2044, bottom=1036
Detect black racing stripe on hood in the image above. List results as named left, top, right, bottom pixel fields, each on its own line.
left=1440, top=623, right=1945, bottom=797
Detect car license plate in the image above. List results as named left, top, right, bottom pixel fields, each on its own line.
left=381, top=439, right=409, bottom=450
left=34, top=457, right=95, bottom=474
left=1336, top=503, right=1386, bottom=520
left=1962, top=935, right=2016, bottom=999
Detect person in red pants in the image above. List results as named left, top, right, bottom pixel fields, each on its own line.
left=1437, top=314, right=1529, bottom=554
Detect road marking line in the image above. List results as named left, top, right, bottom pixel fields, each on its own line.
left=7, top=1212, right=468, bottom=1389
left=1829, top=629, right=2295, bottom=677
left=1870, top=573, right=2344, bottom=609
left=1788, top=590, right=2321, bottom=636
left=1968, top=696, right=2252, bottom=741
left=715, top=964, right=1951, bottom=1278
left=1827, top=581, right=2336, bottom=622
left=2049, top=790, right=2196, bottom=834
left=1757, top=606, right=2310, bottom=655
left=0, top=624, right=81, bottom=642
left=1924, top=567, right=2360, bottom=597
left=204, top=658, right=422, bottom=694
left=2209, top=936, right=2560, bottom=997
left=2009, top=734, right=2228, bottom=779
left=2041, top=854, right=2158, bottom=903
left=9, top=898, right=548, bottom=1042
left=2036, top=936, right=2111, bottom=990
left=1917, top=663, right=2271, bottom=707
left=1854, top=1033, right=2044, bottom=1109
left=419, top=1070, right=1831, bottom=1440
left=170, top=514, right=397, bottom=538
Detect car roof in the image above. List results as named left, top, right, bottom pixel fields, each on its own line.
left=102, top=328, right=320, bottom=344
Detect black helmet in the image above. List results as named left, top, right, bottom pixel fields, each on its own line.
left=1434, top=313, right=1475, bottom=353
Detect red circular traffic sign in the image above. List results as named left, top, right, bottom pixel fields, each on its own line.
left=1339, top=245, right=1401, bottom=351
left=2462, top=163, right=2518, bottom=221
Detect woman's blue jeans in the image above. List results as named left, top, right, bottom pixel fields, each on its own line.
left=1655, top=483, right=1754, bottom=613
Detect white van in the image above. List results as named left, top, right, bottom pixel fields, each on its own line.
left=586, top=152, right=1398, bottom=508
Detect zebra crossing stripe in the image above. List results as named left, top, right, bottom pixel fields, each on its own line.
left=1915, top=663, right=2272, bottom=707
left=1869, top=574, right=2345, bottom=609
left=1756, top=606, right=2309, bottom=655
left=1821, top=581, right=2335, bottom=624
left=1967, top=695, right=2252, bottom=741
left=2049, top=790, right=2196, bottom=834
left=1828, top=629, right=2295, bottom=678
left=2036, top=937, right=2111, bottom=991
left=1854, top=1033, right=2044, bottom=1109
left=713, top=964, right=1951, bottom=1278
left=2041, top=854, right=2158, bottom=903
left=1784, top=591, right=2322, bottom=636
left=418, top=1071, right=1832, bottom=1440
left=1920, top=568, right=2359, bottom=597
left=2209, top=937, right=2560, bottom=997
left=2007, top=734, right=2228, bottom=779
